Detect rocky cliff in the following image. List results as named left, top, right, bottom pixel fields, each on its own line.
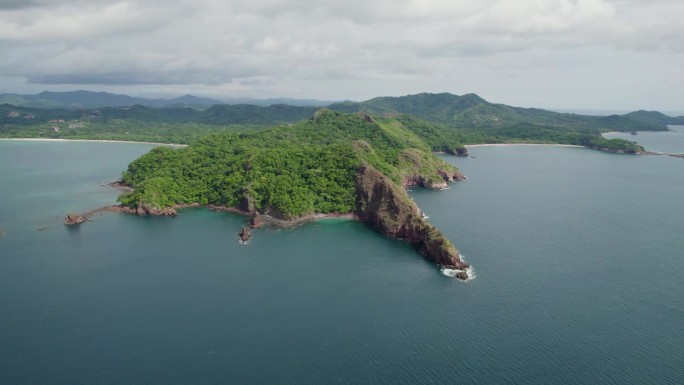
left=133, top=203, right=177, bottom=216
left=355, top=165, right=469, bottom=279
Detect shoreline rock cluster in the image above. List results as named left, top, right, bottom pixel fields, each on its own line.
left=64, top=213, right=88, bottom=226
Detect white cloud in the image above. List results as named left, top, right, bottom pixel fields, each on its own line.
left=0, top=0, right=681, bottom=110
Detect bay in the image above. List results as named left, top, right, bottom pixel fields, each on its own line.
left=603, top=125, right=684, bottom=154
left=1, top=141, right=682, bottom=384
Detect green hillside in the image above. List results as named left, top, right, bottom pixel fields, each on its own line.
left=115, top=110, right=471, bottom=276
left=118, top=110, right=464, bottom=217
left=330, top=92, right=666, bottom=132
left=0, top=93, right=654, bottom=152
left=623, top=110, right=684, bottom=126
left=0, top=103, right=316, bottom=126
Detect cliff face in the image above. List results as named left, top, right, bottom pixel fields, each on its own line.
left=355, top=165, right=469, bottom=279
left=134, top=203, right=177, bottom=216
left=403, top=169, right=466, bottom=189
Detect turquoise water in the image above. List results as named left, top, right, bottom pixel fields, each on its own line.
left=604, top=125, right=684, bottom=154
left=1, top=141, right=683, bottom=384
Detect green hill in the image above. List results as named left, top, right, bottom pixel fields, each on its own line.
left=0, top=91, right=334, bottom=109
left=0, top=103, right=317, bottom=126
left=330, top=92, right=665, bottom=132
left=623, top=110, right=684, bottom=126
left=0, top=93, right=655, bottom=152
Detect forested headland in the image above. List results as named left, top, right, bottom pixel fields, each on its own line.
left=115, top=110, right=473, bottom=278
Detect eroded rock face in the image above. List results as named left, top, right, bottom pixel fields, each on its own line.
left=446, top=147, right=469, bottom=157
left=404, top=175, right=448, bottom=190
left=239, top=194, right=256, bottom=213
left=404, top=169, right=465, bottom=190
left=355, top=165, right=469, bottom=276
left=249, top=213, right=264, bottom=229
left=64, top=213, right=88, bottom=226
left=438, top=169, right=466, bottom=182
left=134, top=204, right=177, bottom=216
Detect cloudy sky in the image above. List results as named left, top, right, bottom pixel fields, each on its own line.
left=0, top=0, right=682, bottom=111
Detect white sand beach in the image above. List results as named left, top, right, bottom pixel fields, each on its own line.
left=0, top=138, right=187, bottom=147
left=465, top=143, right=583, bottom=148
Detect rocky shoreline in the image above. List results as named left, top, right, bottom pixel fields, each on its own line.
left=67, top=166, right=470, bottom=280
left=640, top=150, right=684, bottom=159
left=357, top=165, right=469, bottom=279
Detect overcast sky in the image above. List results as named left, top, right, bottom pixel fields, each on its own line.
left=0, top=0, right=682, bottom=111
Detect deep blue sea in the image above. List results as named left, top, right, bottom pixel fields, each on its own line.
left=1, top=139, right=683, bottom=384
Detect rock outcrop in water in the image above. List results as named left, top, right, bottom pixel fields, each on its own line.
left=238, top=226, right=252, bottom=243
left=64, top=213, right=88, bottom=226
left=355, top=165, right=469, bottom=279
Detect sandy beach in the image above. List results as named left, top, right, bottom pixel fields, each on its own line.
left=0, top=138, right=187, bottom=147
left=465, top=143, right=584, bottom=148
left=1, top=138, right=587, bottom=149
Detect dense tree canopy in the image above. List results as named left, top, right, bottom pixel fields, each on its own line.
left=118, top=111, right=465, bottom=218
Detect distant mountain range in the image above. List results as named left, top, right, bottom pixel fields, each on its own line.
left=328, top=93, right=684, bottom=131
left=0, top=90, right=334, bottom=109
left=622, top=110, right=684, bottom=126
left=1, top=91, right=682, bottom=132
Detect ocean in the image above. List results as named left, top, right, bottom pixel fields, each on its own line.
left=603, top=125, right=684, bottom=154
left=1, top=138, right=682, bottom=384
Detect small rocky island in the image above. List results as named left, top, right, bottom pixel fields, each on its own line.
left=64, top=213, right=88, bottom=226
left=83, top=111, right=472, bottom=279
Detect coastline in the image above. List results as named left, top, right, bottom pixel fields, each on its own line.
left=0, top=138, right=187, bottom=147
left=78, top=203, right=357, bottom=228
left=105, top=181, right=358, bottom=226
left=465, top=143, right=584, bottom=148
left=207, top=205, right=358, bottom=228
left=1, top=138, right=584, bottom=149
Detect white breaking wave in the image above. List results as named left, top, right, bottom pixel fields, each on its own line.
left=441, top=267, right=464, bottom=277
left=460, top=254, right=476, bottom=281
left=441, top=254, right=477, bottom=280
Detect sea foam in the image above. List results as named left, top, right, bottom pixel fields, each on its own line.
left=440, top=254, right=476, bottom=281
left=460, top=254, right=476, bottom=281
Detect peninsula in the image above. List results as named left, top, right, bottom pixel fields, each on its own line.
left=114, top=110, right=472, bottom=278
